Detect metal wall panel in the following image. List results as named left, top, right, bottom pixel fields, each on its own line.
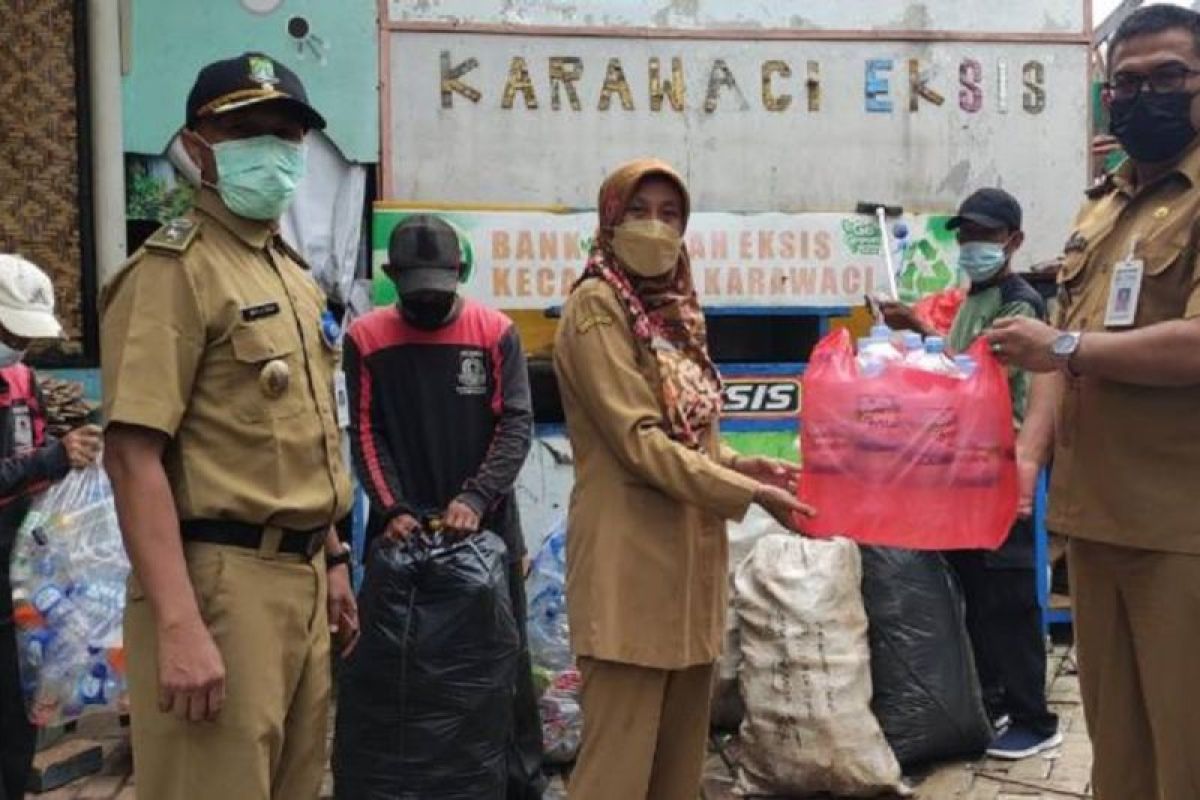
left=388, top=0, right=1087, bottom=35
left=387, top=33, right=1090, bottom=265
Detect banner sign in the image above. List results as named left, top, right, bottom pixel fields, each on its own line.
left=722, top=377, right=802, bottom=419
left=373, top=206, right=961, bottom=309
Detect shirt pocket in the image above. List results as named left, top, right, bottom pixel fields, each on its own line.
left=227, top=316, right=306, bottom=422
left=1134, top=226, right=1193, bottom=326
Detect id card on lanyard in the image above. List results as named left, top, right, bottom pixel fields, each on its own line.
left=1105, top=237, right=1144, bottom=328
left=11, top=403, right=33, bottom=453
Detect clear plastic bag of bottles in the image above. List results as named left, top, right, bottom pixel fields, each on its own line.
left=9, top=464, right=130, bottom=726
left=526, top=518, right=570, bottom=672
left=524, top=519, right=584, bottom=763
left=538, top=665, right=582, bottom=764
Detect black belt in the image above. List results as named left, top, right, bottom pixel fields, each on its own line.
left=180, top=520, right=325, bottom=558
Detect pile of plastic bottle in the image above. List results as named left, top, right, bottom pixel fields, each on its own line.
left=9, top=466, right=130, bottom=726
left=525, top=519, right=583, bottom=763
left=527, top=520, right=571, bottom=674
left=856, top=323, right=977, bottom=379
left=537, top=666, right=583, bottom=764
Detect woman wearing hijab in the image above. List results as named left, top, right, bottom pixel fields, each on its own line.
left=553, top=159, right=814, bottom=800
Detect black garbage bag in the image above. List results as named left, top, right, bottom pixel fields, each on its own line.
left=334, top=531, right=519, bottom=800
left=859, top=546, right=992, bottom=768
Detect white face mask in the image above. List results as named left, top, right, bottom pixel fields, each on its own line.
left=0, top=342, right=25, bottom=368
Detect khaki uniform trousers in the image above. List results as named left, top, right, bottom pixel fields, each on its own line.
left=1070, top=538, right=1200, bottom=800
left=568, top=658, right=714, bottom=800
left=126, top=541, right=329, bottom=800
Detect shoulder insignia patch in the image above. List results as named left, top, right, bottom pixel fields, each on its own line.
left=1085, top=172, right=1116, bottom=199
left=576, top=313, right=613, bottom=335
left=144, top=218, right=200, bottom=255
left=1063, top=231, right=1087, bottom=253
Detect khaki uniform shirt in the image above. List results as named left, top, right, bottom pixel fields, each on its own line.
left=553, top=279, right=758, bottom=670
left=101, top=189, right=351, bottom=530
left=1051, top=144, right=1200, bottom=554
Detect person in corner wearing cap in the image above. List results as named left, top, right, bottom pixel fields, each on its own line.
left=341, top=215, right=545, bottom=799
left=100, top=54, right=356, bottom=800
left=0, top=255, right=101, bottom=800
left=880, top=188, right=1061, bottom=760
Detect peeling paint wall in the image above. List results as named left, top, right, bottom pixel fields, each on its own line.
left=387, top=0, right=1085, bottom=34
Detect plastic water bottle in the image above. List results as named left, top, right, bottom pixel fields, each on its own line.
left=856, top=337, right=880, bottom=376
left=869, top=323, right=896, bottom=346
left=910, top=336, right=958, bottom=376
left=953, top=354, right=977, bottom=379
left=900, top=331, right=924, bottom=363
left=858, top=329, right=903, bottom=377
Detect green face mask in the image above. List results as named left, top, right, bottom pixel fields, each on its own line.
left=210, top=135, right=306, bottom=221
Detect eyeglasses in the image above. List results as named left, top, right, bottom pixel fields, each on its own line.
left=1104, top=63, right=1200, bottom=101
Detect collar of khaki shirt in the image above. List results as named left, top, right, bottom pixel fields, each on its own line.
left=1110, top=136, right=1200, bottom=197
left=194, top=187, right=275, bottom=251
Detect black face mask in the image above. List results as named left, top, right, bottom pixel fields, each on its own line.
left=1109, top=90, right=1199, bottom=164
left=400, top=292, right=457, bottom=328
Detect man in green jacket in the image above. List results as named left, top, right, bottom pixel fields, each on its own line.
left=882, top=187, right=1060, bottom=760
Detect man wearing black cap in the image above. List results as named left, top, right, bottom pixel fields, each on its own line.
left=101, top=53, right=356, bottom=799
left=340, top=214, right=544, bottom=798
left=882, top=187, right=1059, bottom=760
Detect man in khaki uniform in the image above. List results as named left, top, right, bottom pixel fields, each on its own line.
left=987, top=7, right=1200, bottom=798
left=101, top=53, right=356, bottom=800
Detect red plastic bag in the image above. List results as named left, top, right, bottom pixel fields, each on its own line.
left=799, top=329, right=1017, bottom=550
left=912, top=288, right=966, bottom=336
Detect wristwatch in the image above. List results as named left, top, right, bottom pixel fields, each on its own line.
left=325, top=543, right=352, bottom=571
left=1051, top=332, right=1082, bottom=376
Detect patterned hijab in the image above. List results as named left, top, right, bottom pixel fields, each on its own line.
left=574, top=158, right=723, bottom=449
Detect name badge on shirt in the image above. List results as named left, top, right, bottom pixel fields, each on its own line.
left=1104, top=258, right=1143, bottom=328
left=241, top=302, right=281, bottom=322
left=334, top=370, right=350, bottom=429
left=11, top=405, right=32, bottom=454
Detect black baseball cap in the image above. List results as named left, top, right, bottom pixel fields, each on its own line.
left=387, top=215, right=462, bottom=294
left=186, top=52, right=325, bottom=131
left=947, top=188, right=1023, bottom=232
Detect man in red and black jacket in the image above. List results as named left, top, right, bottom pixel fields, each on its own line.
left=344, top=216, right=544, bottom=799
left=0, top=255, right=100, bottom=800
